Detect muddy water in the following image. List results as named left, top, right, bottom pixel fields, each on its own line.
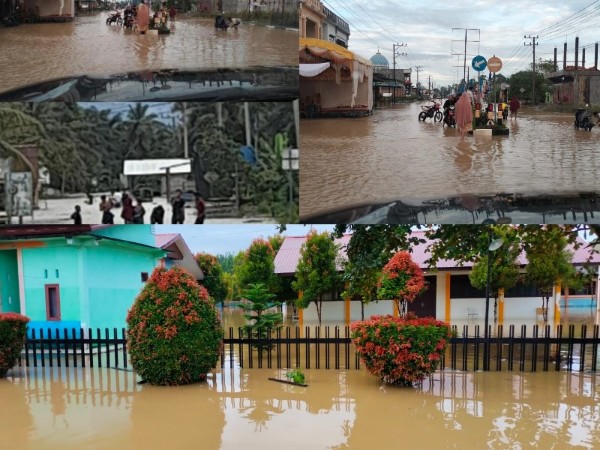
left=300, top=104, right=600, bottom=217
left=2, top=365, right=599, bottom=449
left=0, top=14, right=297, bottom=93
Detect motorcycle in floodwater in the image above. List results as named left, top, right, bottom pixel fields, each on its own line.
left=418, top=101, right=443, bottom=122
left=443, top=106, right=456, bottom=127
left=106, top=10, right=123, bottom=26
left=124, top=10, right=135, bottom=28
left=574, top=108, right=599, bottom=131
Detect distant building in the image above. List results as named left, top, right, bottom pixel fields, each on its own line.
left=369, top=50, right=412, bottom=103
left=299, top=0, right=325, bottom=39
left=321, top=5, right=349, bottom=48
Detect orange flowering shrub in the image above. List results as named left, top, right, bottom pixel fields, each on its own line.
left=0, top=312, right=30, bottom=378
left=126, top=267, right=223, bottom=385
left=378, top=251, right=426, bottom=315
left=351, top=315, right=451, bottom=386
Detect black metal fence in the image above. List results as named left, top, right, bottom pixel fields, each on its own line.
left=16, top=324, right=600, bottom=373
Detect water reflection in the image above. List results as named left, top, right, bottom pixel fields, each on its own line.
left=0, top=14, right=297, bottom=93
left=300, top=104, right=600, bottom=218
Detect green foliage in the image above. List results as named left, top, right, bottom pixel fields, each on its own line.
left=268, top=234, right=284, bottom=253
left=508, top=70, right=552, bottom=104
left=286, top=368, right=305, bottom=385
left=235, top=238, right=280, bottom=294
left=336, top=225, right=422, bottom=311
left=126, top=267, right=223, bottom=386
left=351, top=316, right=451, bottom=386
left=468, top=227, right=521, bottom=297
left=217, top=253, right=235, bottom=273
left=195, top=252, right=228, bottom=305
left=0, top=313, right=30, bottom=378
left=292, top=230, right=340, bottom=324
left=235, top=283, right=283, bottom=337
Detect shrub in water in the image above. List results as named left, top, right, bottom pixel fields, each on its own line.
left=351, top=315, right=451, bottom=386
left=126, top=266, right=223, bottom=386
left=0, top=313, right=30, bottom=378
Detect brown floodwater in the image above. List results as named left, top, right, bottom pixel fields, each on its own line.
left=300, top=103, right=600, bottom=217
left=2, top=365, right=599, bottom=449
left=0, top=14, right=297, bottom=93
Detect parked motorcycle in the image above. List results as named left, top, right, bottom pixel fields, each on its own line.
left=574, top=108, right=598, bottom=131
left=106, top=10, right=122, bottom=26
left=443, top=106, right=456, bottom=127
left=418, top=101, right=443, bottom=122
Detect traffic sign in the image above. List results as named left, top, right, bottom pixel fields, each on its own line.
left=488, top=56, right=503, bottom=73
left=472, top=55, right=487, bottom=72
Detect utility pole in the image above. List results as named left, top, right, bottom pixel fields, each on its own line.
left=392, top=43, right=407, bottom=104
left=415, top=66, right=423, bottom=98
left=428, top=76, right=431, bottom=98
left=524, top=35, right=539, bottom=104
left=182, top=102, right=189, bottom=159
left=452, top=28, right=480, bottom=90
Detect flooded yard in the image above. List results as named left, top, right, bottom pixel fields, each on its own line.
left=2, top=365, right=599, bottom=449
left=0, top=13, right=297, bottom=93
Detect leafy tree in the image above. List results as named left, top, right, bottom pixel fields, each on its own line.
left=378, top=251, right=426, bottom=317
left=522, top=225, right=578, bottom=321
left=195, top=252, right=228, bottom=305
left=268, top=234, right=284, bottom=253
left=217, top=253, right=235, bottom=273
left=468, top=226, right=521, bottom=322
left=235, top=238, right=280, bottom=294
left=235, top=283, right=283, bottom=340
left=508, top=70, right=552, bottom=105
left=292, top=230, right=340, bottom=324
left=334, top=225, right=422, bottom=319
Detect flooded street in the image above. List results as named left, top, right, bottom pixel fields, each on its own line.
left=0, top=14, right=297, bottom=93
left=2, top=365, right=599, bottom=449
left=300, top=103, right=600, bottom=218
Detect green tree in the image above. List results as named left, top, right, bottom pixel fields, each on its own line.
left=334, top=225, right=422, bottom=319
left=508, top=70, right=552, bottom=105
left=292, top=230, right=340, bottom=324
left=195, top=252, right=228, bottom=305
left=468, top=226, right=521, bottom=322
left=217, top=253, right=235, bottom=273
left=235, top=283, right=283, bottom=340
left=235, top=238, right=280, bottom=294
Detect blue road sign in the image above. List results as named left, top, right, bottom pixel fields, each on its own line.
left=472, top=55, right=487, bottom=72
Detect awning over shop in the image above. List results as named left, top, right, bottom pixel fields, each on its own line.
left=300, top=62, right=331, bottom=78
left=299, top=37, right=373, bottom=68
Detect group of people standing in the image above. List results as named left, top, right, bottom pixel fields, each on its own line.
left=70, top=190, right=207, bottom=225
left=134, top=0, right=176, bottom=33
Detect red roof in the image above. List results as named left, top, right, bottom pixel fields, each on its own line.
left=274, top=230, right=600, bottom=274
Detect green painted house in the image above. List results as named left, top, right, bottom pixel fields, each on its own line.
left=0, top=225, right=202, bottom=336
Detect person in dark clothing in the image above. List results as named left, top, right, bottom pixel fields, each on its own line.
left=150, top=205, right=165, bottom=224
left=121, top=192, right=134, bottom=224
left=99, top=195, right=114, bottom=224
left=132, top=201, right=146, bottom=224
left=194, top=192, right=206, bottom=224
left=71, top=205, right=82, bottom=225
left=171, top=189, right=185, bottom=224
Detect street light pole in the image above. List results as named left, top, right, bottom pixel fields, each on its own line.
left=484, top=235, right=504, bottom=371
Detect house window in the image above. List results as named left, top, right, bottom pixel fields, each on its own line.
left=141, top=272, right=149, bottom=282
left=45, top=284, right=61, bottom=321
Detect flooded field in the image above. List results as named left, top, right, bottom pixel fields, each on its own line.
left=300, top=103, right=600, bottom=218
left=2, top=365, right=599, bottom=449
left=0, top=13, right=297, bottom=93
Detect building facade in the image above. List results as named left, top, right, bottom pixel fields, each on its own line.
left=299, top=0, right=325, bottom=39
left=322, top=5, right=349, bottom=48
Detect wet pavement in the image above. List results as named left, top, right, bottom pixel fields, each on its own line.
left=1, top=365, right=599, bottom=450
left=0, top=13, right=297, bottom=94
left=15, top=193, right=275, bottom=225
left=300, top=103, right=600, bottom=218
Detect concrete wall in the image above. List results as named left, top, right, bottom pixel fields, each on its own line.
left=23, top=0, right=75, bottom=17
left=0, top=250, right=20, bottom=313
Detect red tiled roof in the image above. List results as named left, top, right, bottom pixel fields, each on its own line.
left=274, top=230, right=600, bottom=274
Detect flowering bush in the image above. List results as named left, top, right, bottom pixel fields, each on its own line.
left=378, top=251, right=426, bottom=316
left=351, top=315, right=451, bottom=386
left=126, top=267, right=223, bottom=386
left=0, top=312, right=30, bottom=378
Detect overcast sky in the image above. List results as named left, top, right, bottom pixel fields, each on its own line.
left=325, top=0, right=600, bottom=87
left=155, top=224, right=335, bottom=255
